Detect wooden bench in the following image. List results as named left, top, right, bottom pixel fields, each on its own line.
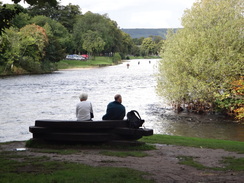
left=29, top=119, right=153, bottom=144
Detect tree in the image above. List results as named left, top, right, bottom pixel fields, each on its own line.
left=11, top=11, right=31, bottom=28
left=56, top=3, right=82, bottom=33
left=20, top=24, right=48, bottom=62
left=28, top=2, right=82, bottom=33
left=30, top=15, right=71, bottom=51
left=73, top=11, right=124, bottom=54
left=0, top=0, right=58, bottom=35
left=120, top=31, right=134, bottom=55
left=0, top=3, right=22, bottom=35
left=12, top=0, right=57, bottom=6
left=157, top=0, right=244, bottom=114
left=82, top=30, right=105, bottom=59
left=0, top=24, right=49, bottom=73
left=141, top=37, right=156, bottom=56
left=133, top=37, right=144, bottom=45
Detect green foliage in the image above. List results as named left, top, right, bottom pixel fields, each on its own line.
left=120, top=31, right=134, bottom=54
left=57, top=56, right=113, bottom=69
left=12, top=0, right=58, bottom=6
left=11, top=12, right=31, bottom=28
left=112, top=52, right=121, bottom=63
left=28, top=2, right=82, bottom=33
left=157, top=0, right=244, bottom=114
left=141, top=134, right=244, bottom=153
left=0, top=24, right=57, bottom=74
left=141, top=37, right=156, bottom=56
left=30, top=15, right=71, bottom=50
left=0, top=1, right=58, bottom=36
left=82, top=30, right=105, bottom=57
left=73, top=12, right=125, bottom=54
left=0, top=3, right=22, bottom=35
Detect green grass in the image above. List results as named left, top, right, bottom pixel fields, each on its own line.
left=57, top=56, right=114, bottom=69
left=140, top=134, right=244, bottom=153
left=178, top=156, right=244, bottom=171
left=0, top=151, right=153, bottom=183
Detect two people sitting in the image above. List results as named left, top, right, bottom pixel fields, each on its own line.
left=76, top=93, right=125, bottom=121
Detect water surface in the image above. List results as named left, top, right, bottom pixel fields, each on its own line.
left=0, top=59, right=243, bottom=142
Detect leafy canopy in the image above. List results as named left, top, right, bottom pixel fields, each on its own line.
left=157, top=0, right=244, bottom=105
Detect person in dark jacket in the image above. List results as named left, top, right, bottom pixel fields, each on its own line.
left=102, top=94, right=126, bottom=120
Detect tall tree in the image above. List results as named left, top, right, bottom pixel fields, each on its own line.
left=28, top=2, right=82, bottom=33
left=0, top=3, right=22, bottom=35
left=0, top=0, right=58, bottom=35
left=141, top=37, right=156, bottom=56
left=56, top=3, right=82, bottom=33
left=82, top=30, right=105, bottom=59
left=30, top=15, right=71, bottom=51
left=0, top=24, right=49, bottom=73
left=157, top=0, right=243, bottom=110
left=73, top=11, right=124, bottom=54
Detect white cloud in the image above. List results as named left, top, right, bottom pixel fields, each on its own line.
left=1, top=0, right=196, bottom=28
left=129, top=10, right=172, bottom=28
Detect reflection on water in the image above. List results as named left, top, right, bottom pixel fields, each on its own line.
left=0, top=59, right=243, bottom=142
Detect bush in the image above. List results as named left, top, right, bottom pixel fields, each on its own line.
left=112, top=52, right=121, bottom=64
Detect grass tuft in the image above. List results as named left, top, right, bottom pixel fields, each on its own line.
left=177, top=156, right=244, bottom=171
left=140, top=135, right=244, bottom=153
left=0, top=152, right=153, bottom=183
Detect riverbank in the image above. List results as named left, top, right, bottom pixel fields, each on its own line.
left=57, top=57, right=115, bottom=70
left=1, top=135, right=243, bottom=183
left=57, top=56, right=161, bottom=70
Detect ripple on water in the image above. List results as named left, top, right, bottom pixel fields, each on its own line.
left=0, top=59, right=243, bottom=142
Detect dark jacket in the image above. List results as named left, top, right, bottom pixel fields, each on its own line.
left=102, top=101, right=125, bottom=120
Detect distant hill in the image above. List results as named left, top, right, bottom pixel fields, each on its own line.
left=121, top=28, right=178, bottom=39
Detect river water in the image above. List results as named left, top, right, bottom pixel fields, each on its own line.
left=0, top=59, right=243, bottom=142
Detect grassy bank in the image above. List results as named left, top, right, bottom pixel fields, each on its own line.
left=57, top=57, right=114, bottom=69
left=140, top=134, right=244, bottom=153
left=57, top=56, right=161, bottom=70
left=1, top=135, right=243, bottom=183
left=0, top=152, right=152, bottom=183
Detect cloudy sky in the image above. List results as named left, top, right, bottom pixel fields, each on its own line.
left=2, top=0, right=196, bottom=28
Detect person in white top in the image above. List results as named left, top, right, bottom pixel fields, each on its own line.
left=76, top=93, right=94, bottom=121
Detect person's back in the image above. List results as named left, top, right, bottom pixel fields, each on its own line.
left=76, top=93, right=94, bottom=121
left=102, top=94, right=125, bottom=120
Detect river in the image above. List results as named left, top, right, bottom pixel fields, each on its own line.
left=0, top=59, right=243, bottom=142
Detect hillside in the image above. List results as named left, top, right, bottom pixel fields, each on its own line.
left=121, top=28, right=178, bottom=39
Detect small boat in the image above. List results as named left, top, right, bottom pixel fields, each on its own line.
left=29, top=119, right=153, bottom=144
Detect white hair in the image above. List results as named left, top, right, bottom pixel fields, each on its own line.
left=79, top=93, right=88, bottom=100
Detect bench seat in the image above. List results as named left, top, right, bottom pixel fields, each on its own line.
left=29, top=119, right=153, bottom=144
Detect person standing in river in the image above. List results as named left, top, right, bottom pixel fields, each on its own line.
left=102, top=94, right=126, bottom=120
left=76, top=93, right=94, bottom=121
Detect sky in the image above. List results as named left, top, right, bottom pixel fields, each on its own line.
left=1, top=0, right=196, bottom=28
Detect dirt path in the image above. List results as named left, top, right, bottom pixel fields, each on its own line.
left=1, top=141, right=243, bottom=183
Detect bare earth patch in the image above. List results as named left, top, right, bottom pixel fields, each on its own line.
left=1, top=141, right=243, bottom=183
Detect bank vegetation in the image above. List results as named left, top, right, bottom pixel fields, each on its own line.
left=0, top=1, right=163, bottom=76
left=157, top=0, right=243, bottom=121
